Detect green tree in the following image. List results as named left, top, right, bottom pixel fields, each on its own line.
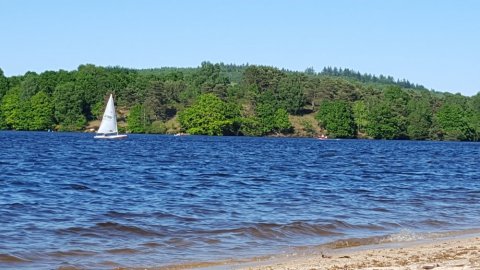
left=272, top=108, right=292, bottom=134
left=406, top=94, right=432, bottom=140
left=1, top=62, right=479, bottom=140
left=304, top=77, right=322, bottom=111
left=75, top=64, right=109, bottom=120
left=191, top=62, right=230, bottom=98
left=383, top=86, right=409, bottom=138
left=122, top=75, right=150, bottom=106
left=256, top=98, right=277, bottom=135
left=0, top=86, right=32, bottom=130
left=365, top=100, right=401, bottom=139
left=144, top=80, right=181, bottom=121
left=30, top=91, right=54, bottom=130
left=1, top=86, right=22, bottom=129
left=148, top=120, right=167, bottom=134
left=319, top=76, right=359, bottom=102
left=434, top=103, right=474, bottom=141
left=19, top=72, right=39, bottom=100
left=243, top=65, right=285, bottom=93
left=103, top=67, right=137, bottom=107
left=361, top=87, right=409, bottom=139
left=0, top=113, right=5, bottom=129
left=316, top=100, right=356, bottom=138
left=0, top=68, right=9, bottom=130
left=468, top=93, right=480, bottom=140
left=127, top=104, right=148, bottom=133
left=178, top=93, right=239, bottom=135
left=53, top=82, right=86, bottom=131
left=352, top=100, right=369, bottom=135
left=254, top=90, right=292, bottom=135
left=471, top=92, right=480, bottom=112
left=0, top=68, right=9, bottom=100
left=276, top=73, right=306, bottom=114
left=37, top=70, right=63, bottom=94
left=239, top=117, right=263, bottom=136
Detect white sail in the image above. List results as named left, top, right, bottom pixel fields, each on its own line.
left=97, top=94, right=118, bottom=134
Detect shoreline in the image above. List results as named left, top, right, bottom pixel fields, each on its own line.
left=234, top=233, right=480, bottom=270
left=135, top=231, right=480, bottom=270
left=3, top=232, right=480, bottom=270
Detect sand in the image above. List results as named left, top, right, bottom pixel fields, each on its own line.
left=120, top=235, right=480, bottom=270
left=234, top=235, right=480, bottom=270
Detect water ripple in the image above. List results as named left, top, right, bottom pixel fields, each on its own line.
left=1, top=132, right=479, bottom=269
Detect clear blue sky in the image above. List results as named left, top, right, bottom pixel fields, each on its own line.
left=1, top=0, right=479, bottom=96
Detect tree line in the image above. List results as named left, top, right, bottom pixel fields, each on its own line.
left=0, top=62, right=479, bottom=141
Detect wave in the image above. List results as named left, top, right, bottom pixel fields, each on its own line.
left=320, top=231, right=423, bottom=249
left=57, top=222, right=165, bottom=237
left=48, top=250, right=97, bottom=257
left=65, top=183, right=99, bottom=193
left=56, top=266, right=85, bottom=270
left=199, top=221, right=345, bottom=240
left=0, top=253, right=30, bottom=263
left=106, top=248, right=140, bottom=254
left=320, top=228, right=480, bottom=250
left=418, top=219, right=452, bottom=227
left=104, top=210, right=199, bottom=223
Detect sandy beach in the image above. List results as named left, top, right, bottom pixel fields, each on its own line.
left=232, top=235, right=480, bottom=270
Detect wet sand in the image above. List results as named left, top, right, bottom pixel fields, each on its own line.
left=233, top=235, right=480, bottom=270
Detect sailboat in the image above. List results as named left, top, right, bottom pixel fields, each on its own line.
left=94, top=94, right=127, bottom=139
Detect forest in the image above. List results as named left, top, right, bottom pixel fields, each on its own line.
left=0, top=62, right=479, bottom=141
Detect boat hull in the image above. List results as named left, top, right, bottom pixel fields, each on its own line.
left=94, top=134, right=128, bottom=139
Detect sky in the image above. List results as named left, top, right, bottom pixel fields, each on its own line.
left=0, top=0, right=479, bottom=96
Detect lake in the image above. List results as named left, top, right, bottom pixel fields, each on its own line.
left=1, top=131, right=479, bottom=269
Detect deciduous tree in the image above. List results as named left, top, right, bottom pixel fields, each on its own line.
left=316, top=100, right=356, bottom=138
left=178, top=93, right=239, bottom=135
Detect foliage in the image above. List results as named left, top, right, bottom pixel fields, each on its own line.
left=1, top=87, right=24, bottom=129
left=276, top=74, right=306, bottom=114
left=192, top=61, right=230, bottom=97
left=0, top=68, right=9, bottom=100
left=127, top=104, right=148, bottom=133
left=316, top=100, right=356, bottom=138
left=365, top=99, right=401, bottom=139
left=178, top=93, right=239, bottom=136
left=434, top=102, right=475, bottom=141
left=254, top=91, right=293, bottom=135
left=243, top=65, right=285, bottom=93
left=352, top=100, right=368, bottom=135
left=406, top=93, right=433, bottom=140
left=53, top=82, right=86, bottom=131
left=272, top=108, right=293, bottom=134
left=468, top=93, right=480, bottom=140
left=0, top=62, right=478, bottom=141
left=148, top=120, right=167, bottom=134
left=382, top=86, right=409, bottom=138
left=320, top=67, right=426, bottom=90
left=238, top=117, right=263, bottom=136
left=30, top=91, right=54, bottom=130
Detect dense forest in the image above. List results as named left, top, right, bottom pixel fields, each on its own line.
left=0, top=62, right=479, bottom=141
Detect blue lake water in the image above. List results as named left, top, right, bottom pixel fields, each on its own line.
left=0, top=131, right=479, bottom=269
